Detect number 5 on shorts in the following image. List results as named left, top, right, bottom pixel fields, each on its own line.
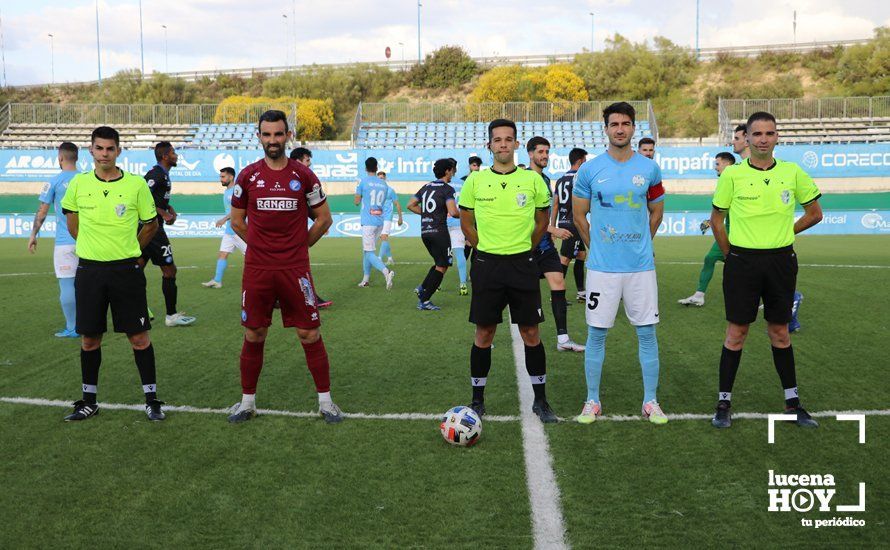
left=587, top=291, right=600, bottom=310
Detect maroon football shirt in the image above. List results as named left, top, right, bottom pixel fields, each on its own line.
left=231, top=158, right=327, bottom=270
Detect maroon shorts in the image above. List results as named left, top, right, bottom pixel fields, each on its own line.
left=241, top=266, right=321, bottom=329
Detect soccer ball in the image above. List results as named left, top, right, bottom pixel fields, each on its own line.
left=439, top=406, right=482, bottom=446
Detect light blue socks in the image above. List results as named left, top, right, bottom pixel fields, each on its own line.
left=364, top=251, right=387, bottom=274
left=455, top=250, right=467, bottom=284
left=59, top=277, right=76, bottom=332
left=584, top=326, right=608, bottom=402
left=636, top=324, right=660, bottom=403
left=379, top=240, right=392, bottom=261
left=214, top=258, right=228, bottom=283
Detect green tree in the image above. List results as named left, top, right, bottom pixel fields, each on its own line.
left=409, top=46, right=478, bottom=89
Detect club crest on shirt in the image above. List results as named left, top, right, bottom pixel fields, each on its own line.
left=632, top=175, right=645, bottom=187
left=289, top=179, right=301, bottom=192
left=147, top=179, right=155, bottom=188
left=781, top=189, right=791, bottom=204
left=115, top=204, right=126, bottom=217
left=516, top=193, right=527, bottom=207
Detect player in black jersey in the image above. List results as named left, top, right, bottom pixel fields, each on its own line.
left=552, top=147, right=588, bottom=303
left=141, top=142, right=196, bottom=327
left=407, top=159, right=459, bottom=311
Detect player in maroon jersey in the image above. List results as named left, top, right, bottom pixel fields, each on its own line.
left=227, top=110, right=342, bottom=424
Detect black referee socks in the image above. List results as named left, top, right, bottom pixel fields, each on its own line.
left=80, top=348, right=101, bottom=404
left=470, top=344, right=492, bottom=402
left=524, top=343, right=547, bottom=401
left=718, top=346, right=742, bottom=403
left=772, top=345, right=800, bottom=408
left=134, top=344, right=158, bottom=402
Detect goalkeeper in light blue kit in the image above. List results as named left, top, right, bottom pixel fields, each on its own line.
left=571, top=101, right=668, bottom=425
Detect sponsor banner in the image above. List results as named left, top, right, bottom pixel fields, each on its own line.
left=5, top=210, right=890, bottom=239
left=1, top=143, right=888, bottom=183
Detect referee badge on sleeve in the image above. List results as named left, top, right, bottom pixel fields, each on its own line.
left=781, top=190, right=791, bottom=204
left=516, top=193, right=527, bottom=207
left=115, top=204, right=126, bottom=217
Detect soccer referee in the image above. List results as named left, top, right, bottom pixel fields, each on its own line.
left=709, top=111, right=823, bottom=429
left=459, top=118, right=557, bottom=423
left=60, top=126, right=165, bottom=422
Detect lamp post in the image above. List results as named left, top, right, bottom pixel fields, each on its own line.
left=95, top=0, right=102, bottom=85
left=161, top=24, right=168, bottom=72
left=398, top=41, right=405, bottom=70
left=47, top=33, right=54, bottom=84
left=138, top=0, right=144, bottom=75
left=589, top=12, right=594, bottom=52
left=282, top=14, right=288, bottom=67
left=695, top=0, right=700, bottom=60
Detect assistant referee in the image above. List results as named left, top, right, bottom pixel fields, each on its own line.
left=459, top=118, right=557, bottom=423
left=60, top=126, right=166, bottom=422
left=709, top=111, right=823, bottom=429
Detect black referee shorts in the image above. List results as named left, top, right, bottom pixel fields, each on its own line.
left=469, top=250, right=544, bottom=326
left=559, top=228, right=586, bottom=259
left=723, top=245, right=797, bottom=325
left=75, top=258, right=152, bottom=335
left=140, top=225, right=175, bottom=266
left=535, top=246, right=563, bottom=276
left=422, top=232, right=453, bottom=268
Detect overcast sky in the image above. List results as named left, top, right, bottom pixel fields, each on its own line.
left=1, top=0, right=888, bottom=86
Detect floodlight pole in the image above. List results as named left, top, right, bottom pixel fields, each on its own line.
left=138, top=0, right=144, bottom=75
left=417, top=1, right=422, bottom=63
left=282, top=14, right=288, bottom=67
left=48, top=34, right=54, bottom=84
left=695, top=0, right=700, bottom=60
left=398, top=41, right=405, bottom=70
left=161, top=25, right=169, bottom=72
left=589, top=12, right=594, bottom=52
left=95, top=0, right=102, bottom=85
left=793, top=10, right=797, bottom=44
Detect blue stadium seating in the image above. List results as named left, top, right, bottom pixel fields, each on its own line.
left=354, top=121, right=654, bottom=149
left=185, top=123, right=256, bottom=147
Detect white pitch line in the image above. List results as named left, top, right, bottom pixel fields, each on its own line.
left=2, top=396, right=888, bottom=424
left=509, top=321, right=569, bottom=550
left=0, top=265, right=201, bottom=278
left=0, top=396, right=519, bottom=422
left=659, top=260, right=890, bottom=269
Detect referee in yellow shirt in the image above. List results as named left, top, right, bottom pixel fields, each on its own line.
left=709, top=112, right=823, bottom=429
left=459, top=119, right=557, bottom=423
left=60, top=126, right=166, bottom=422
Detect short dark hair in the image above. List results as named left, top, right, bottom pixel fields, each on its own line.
left=58, top=142, right=78, bottom=161
left=433, top=158, right=453, bottom=179
left=638, top=137, right=655, bottom=147
left=602, top=101, right=636, bottom=125
left=91, top=126, right=120, bottom=146
left=568, top=148, right=587, bottom=166
left=715, top=152, right=736, bottom=164
left=487, top=118, right=517, bottom=142
left=220, top=167, right=236, bottom=176
left=258, top=109, right=289, bottom=132
left=468, top=155, right=482, bottom=166
left=734, top=123, right=747, bottom=134
left=377, top=171, right=386, bottom=177
left=448, top=157, right=458, bottom=170
left=526, top=136, right=550, bottom=153
left=154, top=141, right=174, bottom=162
left=289, top=147, right=311, bottom=160
left=365, top=157, right=378, bottom=172
left=746, top=111, right=777, bottom=128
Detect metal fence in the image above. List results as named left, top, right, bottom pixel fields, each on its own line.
left=3, top=103, right=299, bottom=127
left=718, top=96, right=890, bottom=142
left=359, top=101, right=651, bottom=123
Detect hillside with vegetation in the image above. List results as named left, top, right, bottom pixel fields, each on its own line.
left=1, top=28, right=887, bottom=140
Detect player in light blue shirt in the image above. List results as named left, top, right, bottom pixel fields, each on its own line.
left=571, top=102, right=668, bottom=425
left=27, top=142, right=80, bottom=337
left=376, top=173, right=403, bottom=266
left=202, top=167, right=247, bottom=288
left=354, top=157, right=394, bottom=288
left=446, top=158, right=470, bottom=293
